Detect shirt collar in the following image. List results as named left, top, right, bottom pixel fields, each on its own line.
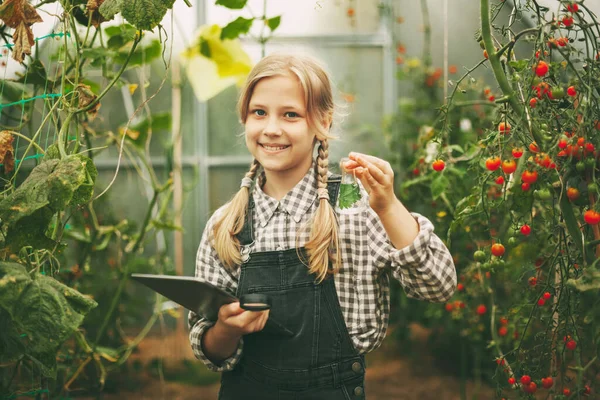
left=252, top=163, right=319, bottom=227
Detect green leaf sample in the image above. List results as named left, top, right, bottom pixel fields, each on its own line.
left=338, top=183, right=361, bottom=209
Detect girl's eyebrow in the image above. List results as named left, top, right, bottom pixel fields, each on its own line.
left=249, top=103, right=304, bottom=110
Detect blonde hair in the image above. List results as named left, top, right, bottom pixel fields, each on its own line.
left=212, top=53, right=341, bottom=282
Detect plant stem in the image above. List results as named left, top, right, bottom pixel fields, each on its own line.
left=480, top=0, right=544, bottom=148
left=76, top=32, right=142, bottom=115
left=93, top=188, right=160, bottom=347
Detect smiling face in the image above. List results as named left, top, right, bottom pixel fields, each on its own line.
left=245, top=73, right=316, bottom=192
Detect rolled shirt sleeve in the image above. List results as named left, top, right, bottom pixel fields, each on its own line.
left=366, top=207, right=457, bottom=303
left=188, top=312, right=244, bottom=372
left=187, top=207, right=244, bottom=372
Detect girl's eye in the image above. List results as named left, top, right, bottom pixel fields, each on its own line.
left=285, top=112, right=299, bottom=118
left=253, top=109, right=266, bottom=116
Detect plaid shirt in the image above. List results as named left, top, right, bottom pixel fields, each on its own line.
left=189, top=166, right=457, bottom=372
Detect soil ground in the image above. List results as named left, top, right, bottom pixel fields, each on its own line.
left=81, top=324, right=496, bottom=400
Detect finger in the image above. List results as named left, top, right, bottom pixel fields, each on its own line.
left=353, top=157, right=387, bottom=186
left=342, top=159, right=360, bottom=171
left=349, top=152, right=393, bottom=174
left=236, top=309, right=268, bottom=327
left=357, top=167, right=380, bottom=189
left=220, top=302, right=245, bottom=318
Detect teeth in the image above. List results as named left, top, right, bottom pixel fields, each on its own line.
left=262, top=145, right=289, bottom=151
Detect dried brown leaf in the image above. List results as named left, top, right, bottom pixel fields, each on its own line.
left=75, top=84, right=101, bottom=120
left=0, top=131, right=15, bottom=174
left=0, top=0, right=43, bottom=62
left=86, top=0, right=108, bottom=28
left=12, top=22, right=34, bottom=63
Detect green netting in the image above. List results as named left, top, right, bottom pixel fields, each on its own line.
left=0, top=30, right=71, bottom=166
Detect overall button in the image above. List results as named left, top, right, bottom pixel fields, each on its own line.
left=353, top=386, right=364, bottom=397
left=351, top=361, right=362, bottom=373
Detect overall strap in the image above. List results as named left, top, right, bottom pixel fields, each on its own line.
left=237, top=174, right=342, bottom=246
left=325, top=174, right=341, bottom=208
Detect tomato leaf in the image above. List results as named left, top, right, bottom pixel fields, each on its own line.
left=215, top=0, right=247, bottom=9
left=220, top=16, right=254, bottom=40
left=98, top=0, right=123, bottom=20
left=0, top=155, right=97, bottom=252
left=508, top=59, right=529, bottom=72
left=266, top=16, right=281, bottom=31
left=0, top=262, right=97, bottom=378
left=121, top=0, right=175, bottom=31
left=431, top=174, right=449, bottom=200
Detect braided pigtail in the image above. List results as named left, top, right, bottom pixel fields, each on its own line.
left=212, top=159, right=261, bottom=270
left=304, top=140, right=341, bottom=282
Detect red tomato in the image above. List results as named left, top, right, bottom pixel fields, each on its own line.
left=498, top=326, right=508, bottom=336
left=485, top=157, right=501, bottom=171
left=491, top=243, right=505, bottom=257
left=495, top=176, right=505, bottom=185
left=508, top=377, right=516, bottom=385
left=502, top=159, right=517, bottom=174
left=521, top=375, right=532, bottom=385
left=566, top=340, right=577, bottom=350
left=538, top=298, right=546, bottom=306
left=526, top=382, right=537, bottom=394
left=529, top=142, right=540, bottom=153
left=457, top=283, right=465, bottom=291
left=476, top=304, right=487, bottom=315
left=558, top=138, right=568, bottom=149
left=543, top=292, right=552, bottom=300
left=512, top=148, right=524, bottom=158
left=521, top=170, right=538, bottom=184
left=567, top=86, right=577, bottom=96
left=520, top=224, right=531, bottom=236
left=567, top=187, right=580, bottom=201
left=432, top=159, right=445, bottom=171
left=541, top=377, right=554, bottom=389
left=529, top=277, right=538, bottom=286
left=562, top=15, right=574, bottom=27
left=498, top=121, right=511, bottom=133
left=584, top=210, right=600, bottom=225
left=535, top=61, right=549, bottom=76
left=529, top=98, right=538, bottom=108
left=564, top=388, right=572, bottom=396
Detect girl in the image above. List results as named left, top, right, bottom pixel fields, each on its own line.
left=189, top=53, right=457, bottom=399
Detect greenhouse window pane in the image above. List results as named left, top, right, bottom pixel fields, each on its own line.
left=206, top=0, right=382, bottom=36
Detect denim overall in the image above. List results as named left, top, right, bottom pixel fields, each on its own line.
left=218, top=175, right=366, bottom=400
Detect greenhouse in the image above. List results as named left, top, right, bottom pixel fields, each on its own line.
left=0, top=0, right=599, bottom=399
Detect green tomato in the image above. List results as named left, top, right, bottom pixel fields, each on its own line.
left=513, top=73, right=522, bottom=82
left=534, top=188, right=552, bottom=200
left=588, top=182, right=598, bottom=193
left=576, top=161, right=586, bottom=172
left=507, top=237, right=518, bottom=246
left=551, top=87, right=565, bottom=99
left=474, top=250, right=486, bottom=262
left=585, top=157, right=596, bottom=168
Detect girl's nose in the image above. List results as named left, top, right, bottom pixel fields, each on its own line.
left=263, top=117, right=282, bottom=135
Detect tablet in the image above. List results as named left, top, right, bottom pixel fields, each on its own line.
left=130, top=273, right=294, bottom=337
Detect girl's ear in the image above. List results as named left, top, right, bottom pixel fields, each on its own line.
left=321, top=116, right=333, bottom=130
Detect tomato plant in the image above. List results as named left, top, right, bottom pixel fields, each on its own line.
left=385, top=0, right=600, bottom=398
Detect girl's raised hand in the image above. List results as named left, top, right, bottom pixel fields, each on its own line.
left=344, top=152, right=399, bottom=215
